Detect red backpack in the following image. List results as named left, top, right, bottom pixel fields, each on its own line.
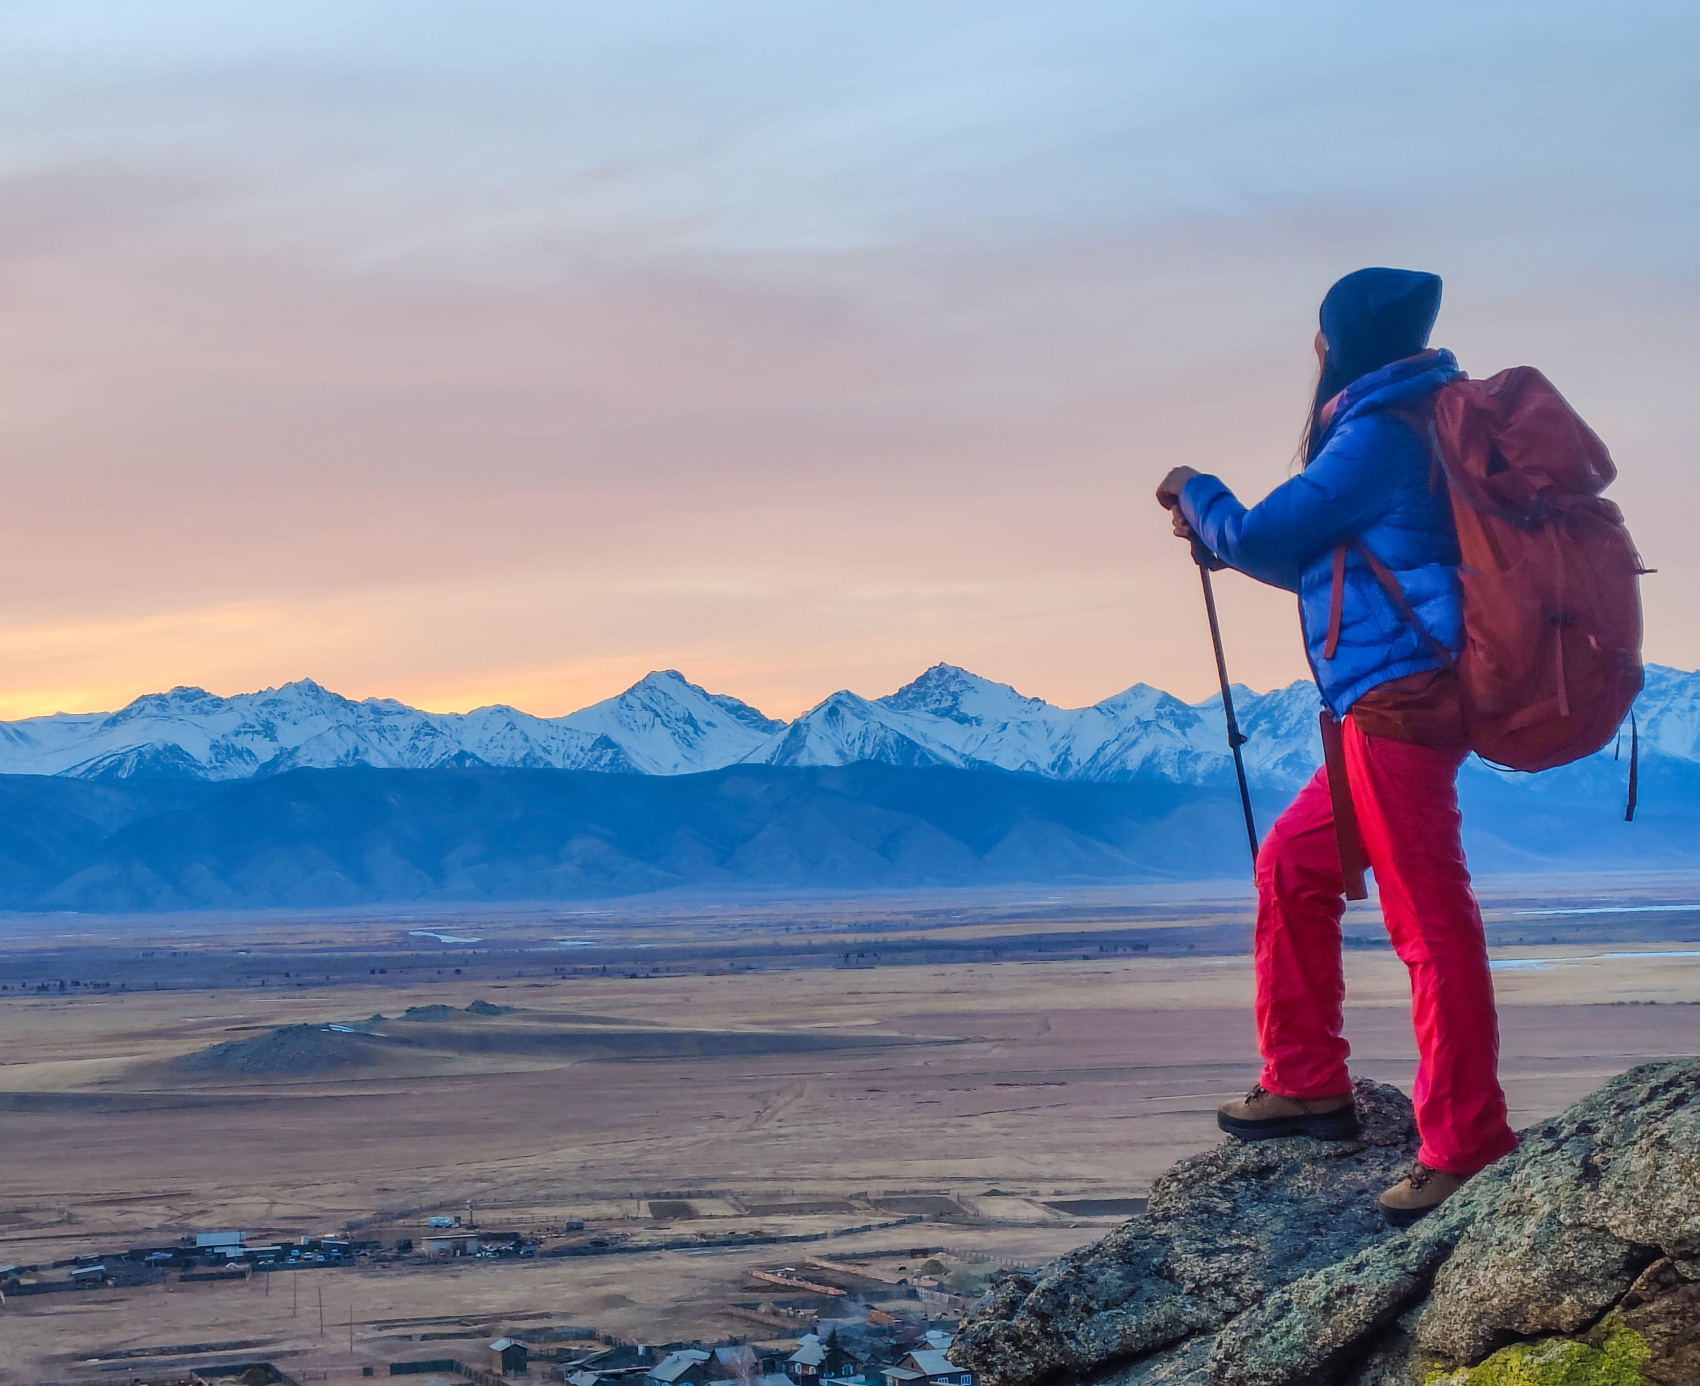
left=1359, top=368, right=1646, bottom=778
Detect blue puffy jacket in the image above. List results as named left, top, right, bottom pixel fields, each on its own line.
left=1178, top=349, right=1464, bottom=717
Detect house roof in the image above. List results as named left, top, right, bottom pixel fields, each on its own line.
left=490, top=1339, right=523, bottom=1352
left=649, top=1350, right=712, bottom=1382
left=904, top=1353, right=960, bottom=1377
left=567, top=1373, right=603, bottom=1386
left=756, top=1375, right=796, bottom=1386
left=714, top=1347, right=759, bottom=1368
left=788, top=1344, right=826, bottom=1367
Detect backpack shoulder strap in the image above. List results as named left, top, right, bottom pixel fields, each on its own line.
left=1350, top=540, right=1459, bottom=671
left=1323, top=543, right=1348, bottom=660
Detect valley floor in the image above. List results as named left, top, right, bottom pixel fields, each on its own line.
left=1, top=879, right=1697, bottom=1383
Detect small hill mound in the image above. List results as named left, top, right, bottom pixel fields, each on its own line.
left=396, top=1000, right=514, bottom=1021
left=175, top=1024, right=407, bottom=1076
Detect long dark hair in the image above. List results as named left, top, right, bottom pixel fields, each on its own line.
left=1298, top=357, right=1352, bottom=468
left=1301, top=352, right=1446, bottom=492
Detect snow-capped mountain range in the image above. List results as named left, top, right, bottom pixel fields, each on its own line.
left=2, top=663, right=1696, bottom=791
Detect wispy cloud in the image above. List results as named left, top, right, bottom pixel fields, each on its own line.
left=2, top=2, right=1696, bottom=719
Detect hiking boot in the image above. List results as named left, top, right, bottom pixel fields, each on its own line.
left=1377, top=1162, right=1468, bottom=1228
left=1216, top=1083, right=1360, bottom=1142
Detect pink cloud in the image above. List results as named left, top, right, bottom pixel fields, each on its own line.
left=2, top=9, right=1695, bottom=721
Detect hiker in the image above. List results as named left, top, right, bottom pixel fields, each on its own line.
left=1154, top=268, right=1519, bottom=1226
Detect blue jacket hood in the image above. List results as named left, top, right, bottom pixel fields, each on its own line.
left=1320, top=349, right=1460, bottom=442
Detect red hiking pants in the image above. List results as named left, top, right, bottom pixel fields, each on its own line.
left=1254, top=716, right=1518, bottom=1175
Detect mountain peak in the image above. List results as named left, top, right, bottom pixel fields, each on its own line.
left=803, top=688, right=875, bottom=716
left=633, top=669, right=690, bottom=690
left=918, top=661, right=978, bottom=682
left=109, top=685, right=223, bottom=721
left=616, top=670, right=783, bottom=734
left=557, top=669, right=781, bottom=774
left=245, top=679, right=363, bottom=718
left=1095, top=683, right=1190, bottom=716
left=900, top=662, right=992, bottom=692
left=881, top=664, right=1039, bottom=720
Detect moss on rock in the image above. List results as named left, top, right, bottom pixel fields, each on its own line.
left=1422, top=1325, right=1649, bottom=1386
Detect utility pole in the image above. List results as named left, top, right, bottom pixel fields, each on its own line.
left=349, top=1299, right=355, bottom=1354
left=318, top=1283, right=325, bottom=1337
left=292, top=1275, right=298, bottom=1317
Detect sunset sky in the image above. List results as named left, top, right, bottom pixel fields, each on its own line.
left=3, top=2, right=1696, bottom=721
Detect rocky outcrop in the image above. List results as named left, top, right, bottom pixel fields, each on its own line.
left=953, top=1079, right=1420, bottom=1384
left=955, top=1060, right=1700, bottom=1386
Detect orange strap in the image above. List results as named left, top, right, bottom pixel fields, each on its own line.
left=1323, top=543, right=1347, bottom=660
left=1319, top=710, right=1368, bottom=901
left=1352, top=540, right=1459, bottom=672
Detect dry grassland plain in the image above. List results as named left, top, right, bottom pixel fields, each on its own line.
left=1, top=877, right=1697, bottom=1384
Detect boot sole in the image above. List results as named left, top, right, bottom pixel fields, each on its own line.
left=1217, top=1108, right=1361, bottom=1142
left=1378, top=1200, right=1436, bottom=1229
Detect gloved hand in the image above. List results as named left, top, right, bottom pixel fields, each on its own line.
left=1155, top=465, right=1224, bottom=569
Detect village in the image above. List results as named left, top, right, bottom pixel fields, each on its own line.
left=0, top=1209, right=1049, bottom=1386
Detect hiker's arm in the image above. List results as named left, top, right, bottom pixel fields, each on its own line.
left=1178, top=421, right=1393, bottom=589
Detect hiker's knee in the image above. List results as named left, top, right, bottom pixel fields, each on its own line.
left=1256, top=817, right=1335, bottom=907
left=1255, top=826, right=1289, bottom=891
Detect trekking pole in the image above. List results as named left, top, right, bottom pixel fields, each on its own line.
left=1192, top=539, right=1260, bottom=873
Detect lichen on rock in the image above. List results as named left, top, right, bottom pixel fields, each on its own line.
left=1420, top=1324, right=1649, bottom=1386
left=1415, top=1061, right=1700, bottom=1365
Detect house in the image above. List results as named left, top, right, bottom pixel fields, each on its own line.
left=569, top=1345, right=650, bottom=1376
left=710, top=1347, right=759, bottom=1380
left=646, top=1349, right=711, bottom=1386
left=882, top=1353, right=973, bottom=1386
left=422, top=1235, right=481, bottom=1257
left=787, top=1338, right=826, bottom=1381
left=815, top=1330, right=860, bottom=1379
left=490, top=1340, right=530, bottom=1375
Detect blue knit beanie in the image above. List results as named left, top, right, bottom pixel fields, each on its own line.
left=1318, top=267, right=1443, bottom=391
